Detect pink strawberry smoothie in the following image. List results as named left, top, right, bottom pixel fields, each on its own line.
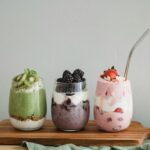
left=94, top=66, right=133, bottom=132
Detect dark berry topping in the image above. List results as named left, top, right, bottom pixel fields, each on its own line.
left=63, top=70, right=72, bottom=78
left=73, top=74, right=82, bottom=82
left=56, top=69, right=86, bottom=92
left=82, top=78, right=86, bottom=82
left=57, top=78, right=64, bottom=82
left=57, top=69, right=85, bottom=84
left=73, top=69, right=84, bottom=78
left=63, top=74, right=74, bottom=83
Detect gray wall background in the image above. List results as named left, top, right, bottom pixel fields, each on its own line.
left=0, top=0, right=150, bottom=126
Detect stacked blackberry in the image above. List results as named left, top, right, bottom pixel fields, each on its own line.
left=56, top=69, right=86, bottom=93
left=57, top=69, right=85, bottom=83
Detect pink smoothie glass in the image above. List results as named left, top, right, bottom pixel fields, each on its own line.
left=94, top=71, right=133, bottom=132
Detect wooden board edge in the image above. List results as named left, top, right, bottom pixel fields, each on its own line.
left=0, top=137, right=144, bottom=146
left=143, top=128, right=150, bottom=140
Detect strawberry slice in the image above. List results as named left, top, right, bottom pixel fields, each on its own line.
left=100, top=66, right=119, bottom=80
left=105, top=70, right=118, bottom=79
left=114, top=108, right=123, bottom=113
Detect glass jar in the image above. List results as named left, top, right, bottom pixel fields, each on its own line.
left=9, top=79, right=47, bottom=131
left=51, top=81, right=90, bottom=131
left=94, top=78, right=133, bottom=132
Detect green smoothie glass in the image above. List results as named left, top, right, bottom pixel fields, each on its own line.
left=9, top=69, right=47, bottom=131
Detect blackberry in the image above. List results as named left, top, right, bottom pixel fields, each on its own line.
left=73, top=69, right=84, bottom=78
left=73, top=74, right=82, bottom=82
left=63, top=73, right=74, bottom=83
left=62, top=70, right=72, bottom=78
left=57, top=78, right=63, bottom=82
left=82, top=78, right=86, bottom=82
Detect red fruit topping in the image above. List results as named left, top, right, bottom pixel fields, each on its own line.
left=101, top=66, right=119, bottom=80
left=114, top=108, right=123, bottom=113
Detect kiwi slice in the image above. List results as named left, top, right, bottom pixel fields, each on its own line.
left=24, top=80, right=31, bottom=87
left=13, top=68, right=40, bottom=89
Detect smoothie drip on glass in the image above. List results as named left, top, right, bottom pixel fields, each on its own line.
left=94, top=66, right=133, bottom=132
left=9, top=69, right=47, bottom=131
left=51, top=69, right=90, bottom=131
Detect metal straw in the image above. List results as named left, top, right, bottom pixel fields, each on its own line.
left=124, top=28, right=150, bottom=79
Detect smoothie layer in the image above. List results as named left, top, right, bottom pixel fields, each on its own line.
left=9, top=88, right=46, bottom=119
left=52, top=99, right=89, bottom=131
left=94, top=106, right=131, bottom=132
left=9, top=69, right=47, bottom=120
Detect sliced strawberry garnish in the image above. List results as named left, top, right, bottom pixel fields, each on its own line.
left=100, top=66, right=119, bottom=80
left=114, top=108, right=123, bottom=113
left=105, top=70, right=118, bottom=79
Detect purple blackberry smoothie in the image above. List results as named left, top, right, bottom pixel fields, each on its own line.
left=52, top=98, right=89, bottom=131
left=51, top=69, right=90, bottom=131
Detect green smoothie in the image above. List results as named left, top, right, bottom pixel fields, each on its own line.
left=9, top=69, right=47, bottom=121
left=9, top=88, right=46, bottom=120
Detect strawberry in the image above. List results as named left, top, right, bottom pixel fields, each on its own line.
left=105, top=70, right=118, bottom=79
left=100, top=66, right=118, bottom=80
left=114, top=108, right=123, bottom=113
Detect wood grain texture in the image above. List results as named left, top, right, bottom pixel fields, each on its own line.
left=0, top=119, right=149, bottom=146
left=0, top=146, right=26, bottom=150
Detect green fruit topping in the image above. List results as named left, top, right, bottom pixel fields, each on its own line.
left=13, top=69, right=40, bottom=89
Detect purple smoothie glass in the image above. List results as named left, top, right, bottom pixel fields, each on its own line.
left=51, top=81, right=90, bottom=131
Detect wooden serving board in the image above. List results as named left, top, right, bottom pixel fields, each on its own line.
left=0, top=119, right=150, bottom=146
